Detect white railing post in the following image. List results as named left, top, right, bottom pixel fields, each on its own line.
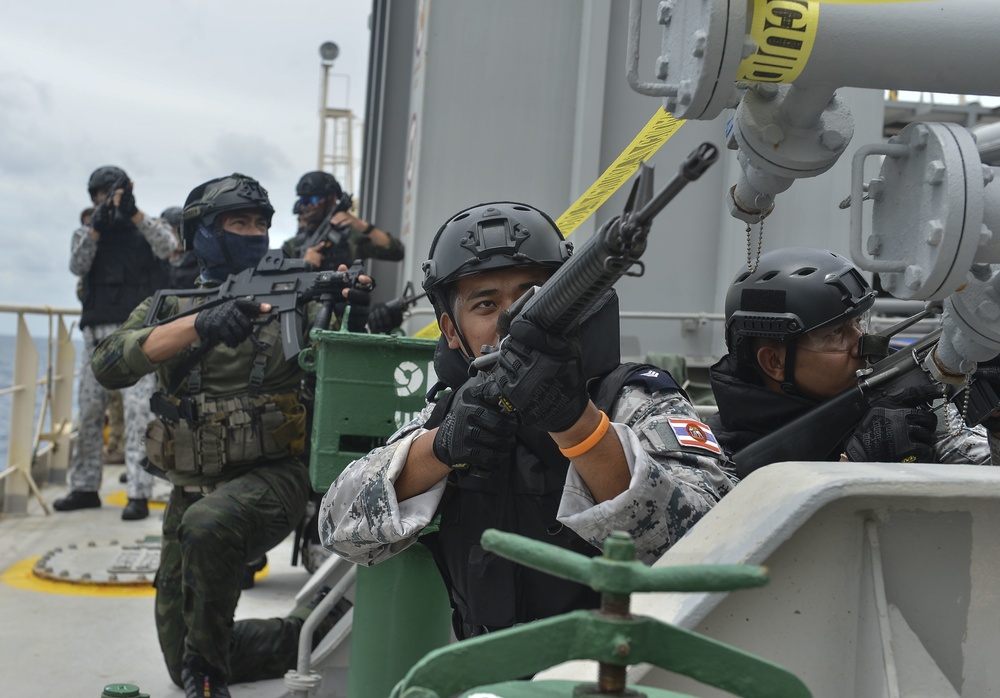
left=45, top=316, right=76, bottom=485
left=2, top=314, right=40, bottom=514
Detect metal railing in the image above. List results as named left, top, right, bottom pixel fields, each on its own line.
left=0, top=303, right=80, bottom=516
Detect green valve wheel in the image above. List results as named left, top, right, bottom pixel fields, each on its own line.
left=101, top=685, right=149, bottom=698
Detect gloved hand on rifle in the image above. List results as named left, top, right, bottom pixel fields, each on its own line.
left=493, top=316, right=590, bottom=434
left=367, top=302, right=404, bottom=335
left=117, top=180, right=138, bottom=219
left=335, top=286, right=373, bottom=333
left=845, top=385, right=939, bottom=463
left=433, top=376, right=518, bottom=476
left=194, top=298, right=263, bottom=348
left=967, top=354, right=1000, bottom=432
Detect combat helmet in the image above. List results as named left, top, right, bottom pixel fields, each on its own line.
left=181, top=173, right=274, bottom=251
left=725, top=247, right=876, bottom=387
left=160, top=206, right=183, bottom=229
left=296, top=171, right=342, bottom=200
left=421, top=201, right=573, bottom=321
left=87, top=166, right=129, bottom=199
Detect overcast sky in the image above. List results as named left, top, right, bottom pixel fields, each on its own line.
left=0, top=1, right=372, bottom=337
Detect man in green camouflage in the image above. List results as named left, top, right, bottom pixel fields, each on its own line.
left=91, top=174, right=367, bottom=698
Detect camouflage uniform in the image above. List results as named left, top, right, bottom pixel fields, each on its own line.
left=68, top=216, right=176, bottom=500
left=91, top=294, right=315, bottom=685
left=320, top=381, right=736, bottom=568
left=105, top=390, right=124, bottom=457
left=281, top=220, right=404, bottom=269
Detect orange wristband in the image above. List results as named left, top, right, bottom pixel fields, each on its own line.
left=558, top=410, right=610, bottom=459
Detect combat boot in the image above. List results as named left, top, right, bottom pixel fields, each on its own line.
left=53, top=490, right=101, bottom=511
left=122, top=498, right=149, bottom=521
left=290, top=586, right=354, bottom=644
left=182, top=656, right=230, bottom=698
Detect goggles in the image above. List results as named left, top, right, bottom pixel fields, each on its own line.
left=797, top=311, right=871, bottom=354
left=297, top=195, right=325, bottom=208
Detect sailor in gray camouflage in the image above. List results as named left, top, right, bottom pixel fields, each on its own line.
left=320, top=202, right=735, bottom=639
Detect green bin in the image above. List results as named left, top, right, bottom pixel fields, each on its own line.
left=298, top=327, right=438, bottom=492
left=299, top=326, right=452, bottom=698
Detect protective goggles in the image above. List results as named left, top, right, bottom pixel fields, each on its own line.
left=297, top=195, right=325, bottom=207
left=797, top=311, right=871, bottom=354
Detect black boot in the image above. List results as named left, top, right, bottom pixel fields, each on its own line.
left=182, top=656, right=230, bottom=698
left=121, top=498, right=149, bottom=521
left=53, top=491, right=101, bottom=511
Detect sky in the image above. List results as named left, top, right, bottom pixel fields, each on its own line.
left=0, top=1, right=372, bottom=337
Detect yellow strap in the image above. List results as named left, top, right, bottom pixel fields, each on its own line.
left=413, top=107, right=685, bottom=340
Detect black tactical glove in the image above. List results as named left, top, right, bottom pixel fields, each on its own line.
left=432, top=377, right=518, bottom=476
left=966, top=355, right=1000, bottom=431
left=89, top=201, right=114, bottom=234
left=335, top=287, right=373, bottom=333
left=493, top=316, right=589, bottom=433
left=367, top=302, right=404, bottom=335
left=845, top=405, right=937, bottom=463
left=194, top=298, right=262, bottom=348
left=117, top=181, right=138, bottom=218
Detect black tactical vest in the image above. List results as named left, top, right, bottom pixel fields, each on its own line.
left=81, top=225, right=168, bottom=328
left=421, top=362, right=672, bottom=639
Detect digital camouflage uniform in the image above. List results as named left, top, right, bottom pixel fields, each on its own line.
left=91, top=293, right=317, bottom=685
left=320, top=380, right=736, bottom=568
left=69, top=216, right=176, bottom=500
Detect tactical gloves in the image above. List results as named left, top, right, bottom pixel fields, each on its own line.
left=494, top=317, right=589, bottom=433
left=845, top=405, right=937, bottom=463
left=117, top=182, right=138, bottom=218
left=433, top=378, right=518, bottom=475
left=89, top=202, right=113, bottom=234
left=194, top=298, right=262, bottom=348
left=367, top=302, right=404, bottom=335
left=335, top=287, right=373, bottom=333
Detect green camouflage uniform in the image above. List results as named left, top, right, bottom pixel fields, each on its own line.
left=92, top=294, right=318, bottom=685
left=281, top=222, right=404, bottom=269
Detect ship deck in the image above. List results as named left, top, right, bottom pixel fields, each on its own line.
left=0, top=466, right=316, bottom=698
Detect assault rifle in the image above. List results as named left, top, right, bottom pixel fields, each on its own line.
left=143, top=251, right=370, bottom=360
left=732, top=322, right=950, bottom=479
left=471, top=141, right=720, bottom=372
left=368, top=281, right=428, bottom=335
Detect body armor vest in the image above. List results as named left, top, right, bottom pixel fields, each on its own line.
left=421, top=362, right=665, bottom=639
left=81, top=224, right=168, bottom=328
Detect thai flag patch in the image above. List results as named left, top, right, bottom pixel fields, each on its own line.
left=666, top=417, right=722, bottom=455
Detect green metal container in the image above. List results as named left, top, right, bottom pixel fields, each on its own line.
left=299, top=328, right=438, bottom=492
left=300, top=326, right=451, bottom=698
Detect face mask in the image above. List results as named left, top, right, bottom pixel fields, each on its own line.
left=193, top=222, right=269, bottom=283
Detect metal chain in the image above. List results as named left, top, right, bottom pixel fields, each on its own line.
left=745, top=215, right=765, bottom=273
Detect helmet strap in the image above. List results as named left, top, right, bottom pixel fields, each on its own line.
left=779, top=340, right=800, bottom=396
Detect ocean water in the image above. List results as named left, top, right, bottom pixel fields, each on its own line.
left=0, top=334, right=84, bottom=465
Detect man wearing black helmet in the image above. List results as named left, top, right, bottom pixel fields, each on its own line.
left=58, top=166, right=176, bottom=520
left=91, top=173, right=369, bottom=698
left=281, top=170, right=404, bottom=271
left=161, top=205, right=199, bottom=288
left=320, top=202, right=734, bottom=639
left=709, top=247, right=997, bottom=470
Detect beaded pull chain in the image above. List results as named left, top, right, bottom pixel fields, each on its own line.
left=745, top=215, right=764, bottom=273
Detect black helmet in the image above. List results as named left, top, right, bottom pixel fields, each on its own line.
left=88, top=166, right=128, bottom=198
left=160, top=206, right=183, bottom=228
left=181, top=173, right=274, bottom=250
left=296, top=171, right=342, bottom=200
left=725, top=247, right=876, bottom=365
left=421, top=202, right=573, bottom=319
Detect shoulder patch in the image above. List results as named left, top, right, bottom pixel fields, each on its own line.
left=623, top=367, right=681, bottom=394
left=662, top=417, right=723, bottom=456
